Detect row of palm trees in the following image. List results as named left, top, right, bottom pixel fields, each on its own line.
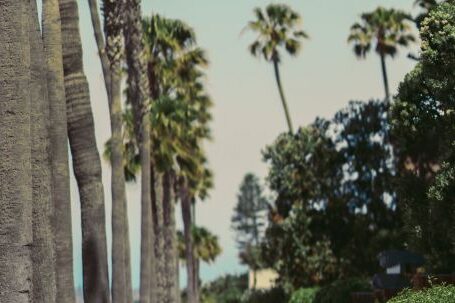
left=246, top=3, right=425, bottom=133
left=1, top=0, right=214, bottom=303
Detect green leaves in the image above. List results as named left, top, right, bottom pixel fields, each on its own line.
left=391, top=1, right=455, bottom=273
left=388, top=285, right=455, bottom=303
left=348, top=7, right=416, bottom=59
left=245, top=3, right=308, bottom=62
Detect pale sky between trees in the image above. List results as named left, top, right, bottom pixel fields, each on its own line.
left=65, top=0, right=419, bottom=290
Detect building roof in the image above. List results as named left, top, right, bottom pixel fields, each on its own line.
left=377, top=250, right=425, bottom=268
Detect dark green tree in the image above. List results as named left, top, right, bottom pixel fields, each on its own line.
left=391, top=1, right=455, bottom=273
left=245, top=3, right=309, bottom=133
left=262, top=100, right=403, bottom=288
left=231, top=173, right=269, bottom=288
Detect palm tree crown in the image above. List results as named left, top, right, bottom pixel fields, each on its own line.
left=348, top=7, right=415, bottom=59
left=247, top=4, right=308, bottom=63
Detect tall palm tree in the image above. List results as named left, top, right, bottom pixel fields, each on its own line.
left=177, top=226, right=222, bottom=296
left=58, top=0, right=111, bottom=302
left=42, top=0, right=79, bottom=302
left=0, top=0, right=34, bottom=301
left=86, top=1, right=135, bottom=301
left=123, top=1, right=155, bottom=302
left=30, top=0, right=57, bottom=301
left=92, top=0, right=135, bottom=302
left=246, top=4, right=308, bottom=133
left=348, top=7, right=416, bottom=101
left=142, top=15, right=210, bottom=303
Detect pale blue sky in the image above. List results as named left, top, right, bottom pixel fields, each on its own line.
left=67, top=0, right=420, bottom=290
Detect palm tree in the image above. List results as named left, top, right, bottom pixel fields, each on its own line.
left=30, top=0, right=57, bottom=301
left=42, top=0, right=79, bottom=302
left=142, top=15, right=211, bottom=303
left=123, top=1, right=155, bottom=302
left=245, top=4, right=309, bottom=133
left=348, top=7, right=416, bottom=101
left=58, top=0, right=111, bottom=302
left=90, top=0, right=134, bottom=302
left=86, top=2, right=135, bottom=300
left=0, top=0, right=34, bottom=301
left=177, top=226, right=222, bottom=296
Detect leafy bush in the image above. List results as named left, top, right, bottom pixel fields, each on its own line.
left=313, top=278, right=371, bottom=303
left=289, top=287, right=319, bottom=303
left=388, top=285, right=455, bottom=303
left=200, top=273, right=248, bottom=303
left=241, top=287, right=289, bottom=303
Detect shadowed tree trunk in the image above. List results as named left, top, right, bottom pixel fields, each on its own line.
left=163, top=172, right=179, bottom=303
left=0, top=1, right=33, bottom=302
left=30, top=0, right=57, bottom=302
left=42, top=0, right=76, bottom=302
left=180, top=178, right=198, bottom=303
left=58, top=1, right=110, bottom=302
left=85, top=1, right=134, bottom=301
left=124, top=0, right=155, bottom=302
left=272, top=58, right=294, bottom=133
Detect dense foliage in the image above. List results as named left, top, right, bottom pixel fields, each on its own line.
left=312, top=279, right=371, bottom=303
left=200, top=274, right=248, bottom=303
left=241, top=287, right=289, bottom=303
left=388, top=285, right=455, bottom=303
left=262, top=100, right=403, bottom=288
left=288, top=287, right=319, bottom=303
left=391, top=0, right=455, bottom=273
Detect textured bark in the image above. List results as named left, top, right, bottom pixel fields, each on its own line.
left=42, top=0, right=76, bottom=302
left=0, top=1, right=33, bottom=302
left=58, top=1, right=110, bottom=302
left=110, top=72, right=128, bottom=303
left=180, top=180, right=198, bottom=303
left=125, top=215, right=134, bottom=303
left=163, top=172, right=179, bottom=303
left=152, top=168, right=165, bottom=302
left=124, top=1, right=155, bottom=302
left=103, top=1, right=131, bottom=302
left=85, top=0, right=134, bottom=301
left=30, top=0, right=57, bottom=302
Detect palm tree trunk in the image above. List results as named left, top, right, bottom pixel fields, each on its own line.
left=42, top=1, right=77, bottom=302
left=163, top=172, right=179, bottom=303
left=0, top=1, right=33, bottom=301
left=180, top=180, right=198, bottom=303
left=125, top=211, right=134, bottom=303
left=272, top=58, right=294, bottom=133
left=30, top=0, right=57, bottom=301
left=124, top=1, right=155, bottom=302
left=85, top=1, right=133, bottom=301
left=380, top=53, right=390, bottom=102
left=110, top=72, right=129, bottom=303
left=58, top=1, right=110, bottom=302
left=151, top=167, right=164, bottom=302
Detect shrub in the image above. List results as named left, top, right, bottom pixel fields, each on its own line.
left=200, top=273, right=248, bottom=303
left=313, top=278, right=371, bottom=303
left=289, top=287, right=319, bottom=303
left=388, top=285, right=455, bottom=303
left=241, top=287, right=289, bottom=303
